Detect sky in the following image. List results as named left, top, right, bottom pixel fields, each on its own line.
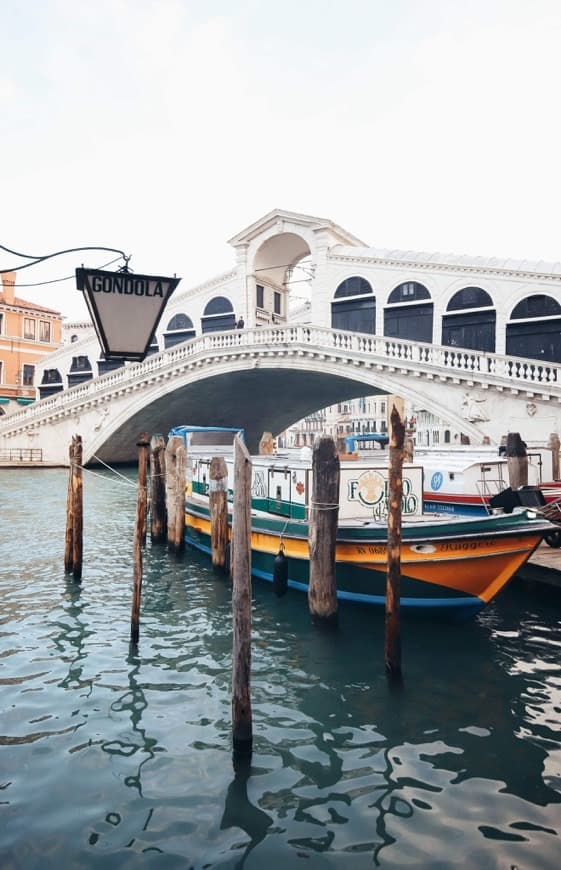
left=3, top=0, right=561, bottom=320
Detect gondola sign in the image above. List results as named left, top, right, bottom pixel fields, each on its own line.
left=76, top=267, right=181, bottom=361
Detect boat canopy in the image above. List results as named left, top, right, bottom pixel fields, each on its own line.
left=168, top=425, right=245, bottom=450
left=345, top=433, right=389, bottom=452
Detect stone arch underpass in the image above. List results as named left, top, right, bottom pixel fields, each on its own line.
left=1, top=325, right=560, bottom=465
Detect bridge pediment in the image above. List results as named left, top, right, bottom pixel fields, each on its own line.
left=227, top=208, right=366, bottom=250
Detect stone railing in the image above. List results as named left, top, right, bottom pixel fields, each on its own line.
left=1, top=326, right=559, bottom=435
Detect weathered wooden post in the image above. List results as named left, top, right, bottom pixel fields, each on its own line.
left=131, top=433, right=149, bottom=644
left=150, top=434, right=167, bottom=544
left=64, top=438, right=75, bottom=573
left=231, top=433, right=253, bottom=756
left=403, top=436, right=414, bottom=464
left=173, top=442, right=186, bottom=554
left=506, top=432, right=528, bottom=489
left=210, top=456, right=229, bottom=569
left=308, top=435, right=339, bottom=626
left=548, top=433, right=560, bottom=481
left=258, top=431, right=275, bottom=455
left=165, top=435, right=183, bottom=550
left=385, top=405, right=405, bottom=679
left=71, top=434, right=83, bottom=582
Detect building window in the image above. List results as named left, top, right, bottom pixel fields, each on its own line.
left=22, top=364, right=34, bottom=386
left=201, top=296, right=235, bottom=333
left=39, top=321, right=51, bottom=342
left=274, top=291, right=281, bottom=315
left=164, top=313, right=195, bottom=348
left=0, top=312, right=3, bottom=334
left=70, top=355, right=92, bottom=372
left=24, top=318, right=36, bottom=339
left=331, top=276, right=375, bottom=335
left=256, top=285, right=264, bottom=309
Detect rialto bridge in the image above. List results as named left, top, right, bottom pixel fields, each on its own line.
left=2, top=207, right=561, bottom=464
left=1, top=324, right=560, bottom=465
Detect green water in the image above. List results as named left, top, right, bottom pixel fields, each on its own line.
left=1, top=468, right=560, bottom=868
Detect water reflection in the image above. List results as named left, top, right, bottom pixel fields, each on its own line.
left=104, top=646, right=159, bottom=798
left=221, top=755, right=273, bottom=868
left=1, top=467, right=560, bottom=867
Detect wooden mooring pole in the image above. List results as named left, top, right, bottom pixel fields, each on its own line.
left=64, top=439, right=75, bottom=574
left=165, top=435, right=184, bottom=552
left=231, top=433, right=253, bottom=756
left=506, top=432, right=528, bottom=489
left=210, top=456, right=229, bottom=569
left=385, top=406, right=405, bottom=679
left=173, top=442, right=186, bottom=555
left=150, top=434, right=167, bottom=544
left=131, top=433, right=149, bottom=644
left=308, top=435, right=339, bottom=626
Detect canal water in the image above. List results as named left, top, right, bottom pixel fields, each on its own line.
left=1, top=468, right=560, bottom=869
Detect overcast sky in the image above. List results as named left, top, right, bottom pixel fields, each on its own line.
left=3, top=0, right=561, bottom=320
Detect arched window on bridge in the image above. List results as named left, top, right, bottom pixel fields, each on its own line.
left=442, top=287, right=496, bottom=352
left=331, top=277, right=375, bottom=334
left=384, top=282, right=433, bottom=343
left=506, top=295, right=561, bottom=363
left=164, top=313, right=196, bottom=348
left=39, top=368, right=63, bottom=399
left=146, top=333, right=159, bottom=357
left=201, top=297, right=236, bottom=333
left=98, top=357, right=125, bottom=376
left=68, top=355, right=93, bottom=388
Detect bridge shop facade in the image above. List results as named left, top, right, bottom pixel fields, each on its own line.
left=34, top=208, right=561, bottom=400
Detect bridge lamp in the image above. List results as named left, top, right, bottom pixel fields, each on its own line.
left=76, top=267, right=181, bottom=362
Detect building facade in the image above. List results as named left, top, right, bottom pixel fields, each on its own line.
left=31, top=209, right=561, bottom=440
left=0, top=272, right=63, bottom=416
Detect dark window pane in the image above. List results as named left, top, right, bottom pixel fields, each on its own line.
left=331, top=297, right=375, bottom=334
left=388, top=282, right=430, bottom=304
left=167, top=313, right=193, bottom=330
left=334, top=276, right=373, bottom=299
left=384, top=303, right=433, bottom=342
left=274, top=291, right=281, bottom=315
left=511, top=295, right=561, bottom=319
left=506, top=319, right=561, bottom=362
left=164, top=330, right=196, bottom=348
left=201, top=314, right=236, bottom=333
left=447, top=287, right=493, bottom=311
left=70, top=356, right=92, bottom=372
left=41, top=368, right=62, bottom=384
left=442, top=311, right=496, bottom=352
left=204, top=296, right=234, bottom=316
left=256, top=285, right=264, bottom=308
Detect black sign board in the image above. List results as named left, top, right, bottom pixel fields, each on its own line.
left=76, top=268, right=181, bottom=361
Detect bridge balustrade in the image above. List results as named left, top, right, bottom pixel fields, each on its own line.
left=1, top=326, right=560, bottom=438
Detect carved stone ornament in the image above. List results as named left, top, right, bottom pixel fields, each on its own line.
left=526, top=402, right=537, bottom=417
left=461, top=392, right=489, bottom=422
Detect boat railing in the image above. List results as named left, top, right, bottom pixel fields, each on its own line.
left=537, top=497, right=561, bottom=527
left=476, top=478, right=508, bottom=514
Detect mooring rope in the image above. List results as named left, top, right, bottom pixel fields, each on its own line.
left=77, top=463, right=138, bottom=490
left=89, top=453, right=139, bottom=487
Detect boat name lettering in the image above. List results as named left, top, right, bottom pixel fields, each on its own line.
left=440, top=540, right=489, bottom=552
left=356, top=545, right=386, bottom=555
left=347, top=470, right=418, bottom=514
left=91, top=275, right=165, bottom=297
left=252, top=470, right=267, bottom=498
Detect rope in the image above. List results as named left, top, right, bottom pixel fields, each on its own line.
left=86, top=454, right=138, bottom=488
left=311, top=501, right=340, bottom=510
left=79, top=464, right=137, bottom=490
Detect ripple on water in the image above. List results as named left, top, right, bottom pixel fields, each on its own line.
left=0, top=468, right=561, bottom=867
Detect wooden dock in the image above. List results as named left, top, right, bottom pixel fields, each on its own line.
left=518, top=541, right=561, bottom=589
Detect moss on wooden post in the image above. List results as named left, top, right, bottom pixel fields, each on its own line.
left=385, top=406, right=404, bottom=679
